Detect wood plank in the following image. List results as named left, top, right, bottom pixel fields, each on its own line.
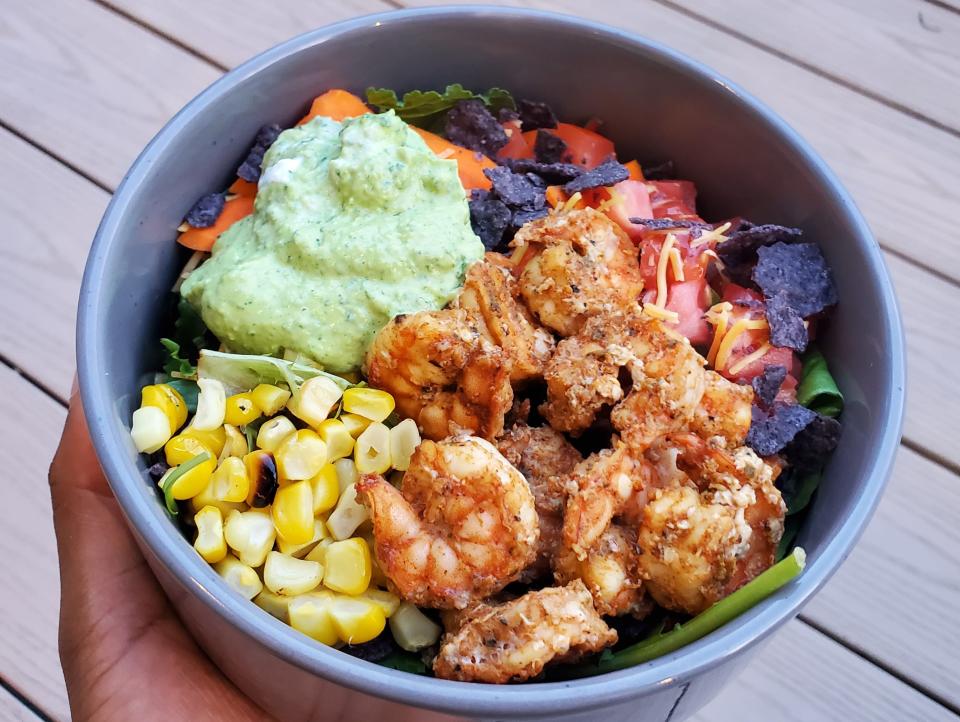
left=0, top=687, right=41, bottom=722
left=0, top=0, right=220, bottom=188
left=0, top=365, right=69, bottom=721
left=669, top=0, right=960, bottom=132
left=802, top=446, right=960, bottom=708
left=397, top=0, right=960, bottom=283
left=692, top=621, right=957, bottom=722
left=0, top=127, right=109, bottom=399
left=106, top=0, right=395, bottom=69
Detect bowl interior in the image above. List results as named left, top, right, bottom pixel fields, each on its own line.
left=79, top=7, right=904, bottom=717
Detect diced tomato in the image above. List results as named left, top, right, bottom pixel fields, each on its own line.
left=522, top=123, right=616, bottom=168
left=776, top=374, right=799, bottom=405
left=665, top=278, right=710, bottom=345
left=497, top=120, right=534, bottom=160
left=604, top=180, right=653, bottom=240
left=716, top=284, right=798, bottom=382
left=648, top=180, right=699, bottom=219
left=722, top=283, right=763, bottom=306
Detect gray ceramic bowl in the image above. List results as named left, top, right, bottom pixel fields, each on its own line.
left=77, top=6, right=906, bottom=721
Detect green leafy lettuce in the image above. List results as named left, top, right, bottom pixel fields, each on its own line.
left=197, top=349, right=350, bottom=398
left=796, top=346, right=843, bottom=417
left=365, top=84, right=516, bottom=129
left=160, top=299, right=210, bottom=377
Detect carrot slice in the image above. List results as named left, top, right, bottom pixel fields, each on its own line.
left=227, top=178, right=258, bottom=197
left=412, top=127, right=495, bottom=191
left=624, top=160, right=644, bottom=181
left=497, top=120, right=534, bottom=160
left=177, top=195, right=255, bottom=252
left=298, top=89, right=369, bottom=125
left=524, top=123, right=616, bottom=168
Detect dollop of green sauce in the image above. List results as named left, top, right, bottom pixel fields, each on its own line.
left=181, top=111, right=483, bottom=372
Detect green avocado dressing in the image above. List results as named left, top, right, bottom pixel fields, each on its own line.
left=181, top=111, right=483, bottom=372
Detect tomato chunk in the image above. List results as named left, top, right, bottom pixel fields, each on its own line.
left=604, top=180, right=653, bottom=240
left=648, top=180, right=699, bottom=219
left=665, top=278, right=710, bottom=346
left=522, top=123, right=615, bottom=168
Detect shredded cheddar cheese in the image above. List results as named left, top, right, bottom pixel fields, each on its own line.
left=643, top=302, right=680, bottom=323
left=704, top=302, right=733, bottom=366
left=655, top=233, right=678, bottom=307
left=713, top=318, right=769, bottom=372
left=727, top=342, right=771, bottom=376
left=509, top=242, right=530, bottom=266
left=668, top=247, right=685, bottom=282
left=690, top=221, right=732, bottom=248
left=562, top=192, right=584, bottom=213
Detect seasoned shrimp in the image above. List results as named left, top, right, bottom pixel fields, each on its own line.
left=432, top=580, right=617, bottom=683
left=497, top=423, right=583, bottom=580
left=355, top=436, right=539, bottom=609
left=689, top=370, right=754, bottom=447
left=364, top=309, right=513, bottom=440
left=541, top=311, right=707, bottom=446
left=637, top=433, right=785, bottom=615
left=511, top=208, right=645, bottom=337
left=455, top=256, right=555, bottom=383
left=554, top=524, right=650, bottom=618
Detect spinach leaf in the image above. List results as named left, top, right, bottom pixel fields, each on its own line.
left=797, top=346, right=843, bottom=417
left=365, top=84, right=516, bottom=128
left=378, top=650, right=428, bottom=675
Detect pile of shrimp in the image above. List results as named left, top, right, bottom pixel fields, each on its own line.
left=359, top=208, right=785, bottom=683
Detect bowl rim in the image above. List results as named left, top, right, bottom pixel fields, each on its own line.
left=77, top=4, right=906, bottom=717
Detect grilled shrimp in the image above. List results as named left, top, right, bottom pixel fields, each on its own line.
left=355, top=436, right=539, bottom=609
left=637, top=433, right=785, bottom=615
left=496, top=423, right=583, bottom=580
left=432, top=580, right=617, bottom=683
left=689, top=370, right=754, bottom=447
left=455, top=256, right=555, bottom=383
left=541, top=311, right=707, bottom=446
left=554, top=524, right=650, bottom=618
left=364, top=309, right=513, bottom=440
left=511, top=208, right=645, bottom=337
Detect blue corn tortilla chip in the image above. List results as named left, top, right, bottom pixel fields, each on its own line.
left=765, top=291, right=809, bottom=352
left=503, top=159, right=584, bottom=184
left=563, top=158, right=629, bottom=193
left=184, top=192, right=225, bottom=228
left=498, top=107, right=520, bottom=123
left=641, top=160, right=675, bottom=180
left=783, top=413, right=841, bottom=471
left=716, top=222, right=803, bottom=286
left=444, top=99, right=508, bottom=158
left=626, top=218, right=707, bottom=230
left=746, top=402, right=816, bottom=457
left=752, top=365, right=787, bottom=408
left=484, top=166, right=547, bottom=210
left=510, top=207, right=550, bottom=229
left=469, top=191, right=512, bottom=250
left=237, top=124, right=282, bottom=182
left=753, top=242, right=838, bottom=318
left=517, top=98, right=558, bottom=131
left=534, top=130, right=567, bottom=164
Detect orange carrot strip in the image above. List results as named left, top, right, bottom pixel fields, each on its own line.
left=298, top=89, right=369, bottom=125
left=227, top=178, right=258, bottom=198
left=412, top=127, right=495, bottom=191
left=624, top=160, right=644, bottom=181
left=177, top=195, right=254, bottom=252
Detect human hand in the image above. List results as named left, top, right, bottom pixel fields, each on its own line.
left=49, top=393, right=271, bottom=721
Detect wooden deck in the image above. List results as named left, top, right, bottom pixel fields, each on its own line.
left=1, top=1, right=957, bottom=719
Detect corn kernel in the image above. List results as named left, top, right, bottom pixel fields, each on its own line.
left=189, top=482, right=246, bottom=516
left=272, top=480, right=315, bottom=544
left=310, top=464, right=340, bottom=514
left=360, top=532, right=390, bottom=588
left=358, top=588, right=401, bottom=617
left=193, top=505, right=227, bottom=563
left=131, top=406, right=172, bottom=453
left=317, top=419, right=355, bottom=461
left=304, top=538, right=332, bottom=565
left=287, top=376, right=343, bottom=428
left=256, top=416, right=296, bottom=453
left=342, top=388, right=396, bottom=423
left=169, top=456, right=216, bottom=500
left=288, top=592, right=339, bottom=645
left=326, top=484, right=369, bottom=541
left=251, top=383, right=291, bottom=416
left=224, top=509, right=276, bottom=567
left=277, top=519, right=328, bottom=557
left=218, top=423, right=249, bottom=462
left=165, top=434, right=212, bottom=466
left=340, top=412, right=372, bottom=438
left=333, top=458, right=359, bottom=493
left=141, top=384, right=188, bottom=434
left=263, top=551, right=323, bottom=596
left=254, top=589, right=293, bottom=622
left=214, top=555, right=263, bottom=600
left=329, top=595, right=386, bottom=645
left=224, top=392, right=262, bottom=426
left=323, top=537, right=371, bottom=595
left=193, top=378, right=227, bottom=431
left=210, top=456, right=250, bottom=503
left=389, top=418, right=421, bottom=471
left=276, top=429, right=328, bottom=481
left=180, top=425, right=226, bottom=458
left=354, top=422, right=391, bottom=474
left=389, top=602, right=441, bottom=651
left=244, top=450, right=279, bottom=508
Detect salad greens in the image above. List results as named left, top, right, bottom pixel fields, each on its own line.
left=379, top=651, right=428, bottom=675
left=796, top=346, right=843, bottom=417
left=568, top=548, right=806, bottom=676
left=161, top=451, right=212, bottom=517
left=197, top=349, right=351, bottom=398
left=160, top=299, right=209, bottom=377
left=365, top=84, right=515, bottom=129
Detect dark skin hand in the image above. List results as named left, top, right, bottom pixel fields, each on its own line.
left=50, top=392, right=463, bottom=722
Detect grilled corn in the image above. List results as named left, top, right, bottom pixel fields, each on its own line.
left=224, top=392, right=261, bottom=426
left=209, top=456, right=250, bottom=503
left=287, top=376, right=343, bottom=428
left=214, top=555, right=263, bottom=600
left=193, top=505, right=227, bottom=563
left=224, top=508, right=276, bottom=567
left=340, top=413, right=372, bottom=438
left=277, top=519, right=328, bottom=557
left=272, top=480, right=314, bottom=544
left=251, top=383, right=291, bottom=416
left=389, top=602, right=441, bottom=651
left=193, top=378, right=227, bottom=431
left=131, top=406, right=171, bottom=453
left=342, top=387, right=395, bottom=423
left=253, top=589, right=293, bottom=622
left=244, top=450, right=279, bottom=508
left=333, top=458, right=359, bottom=493
left=328, top=595, right=385, bottom=645
left=180, top=425, right=227, bottom=458
left=141, top=383, right=188, bottom=434
left=354, top=422, right=391, bottom=474
left=288, top=592, right=339, bottom=645
left=389, top=418, right=421, bottom=471
left=218, top=423, right=249, bottom=461
left=276, top=429, right=328, bottom=481
left=263, top=551, right=323, bottom=596
left=358, top=588, right=401, bottom=617
left=310, top=464, right=340, bottom=515
left=322, top=537, right=371, bottom=595
left=326, top=483, right=369, bottom=541
left=317, top=419, right=354, bottom=461
left=256, top=416, right=296, bottom=453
